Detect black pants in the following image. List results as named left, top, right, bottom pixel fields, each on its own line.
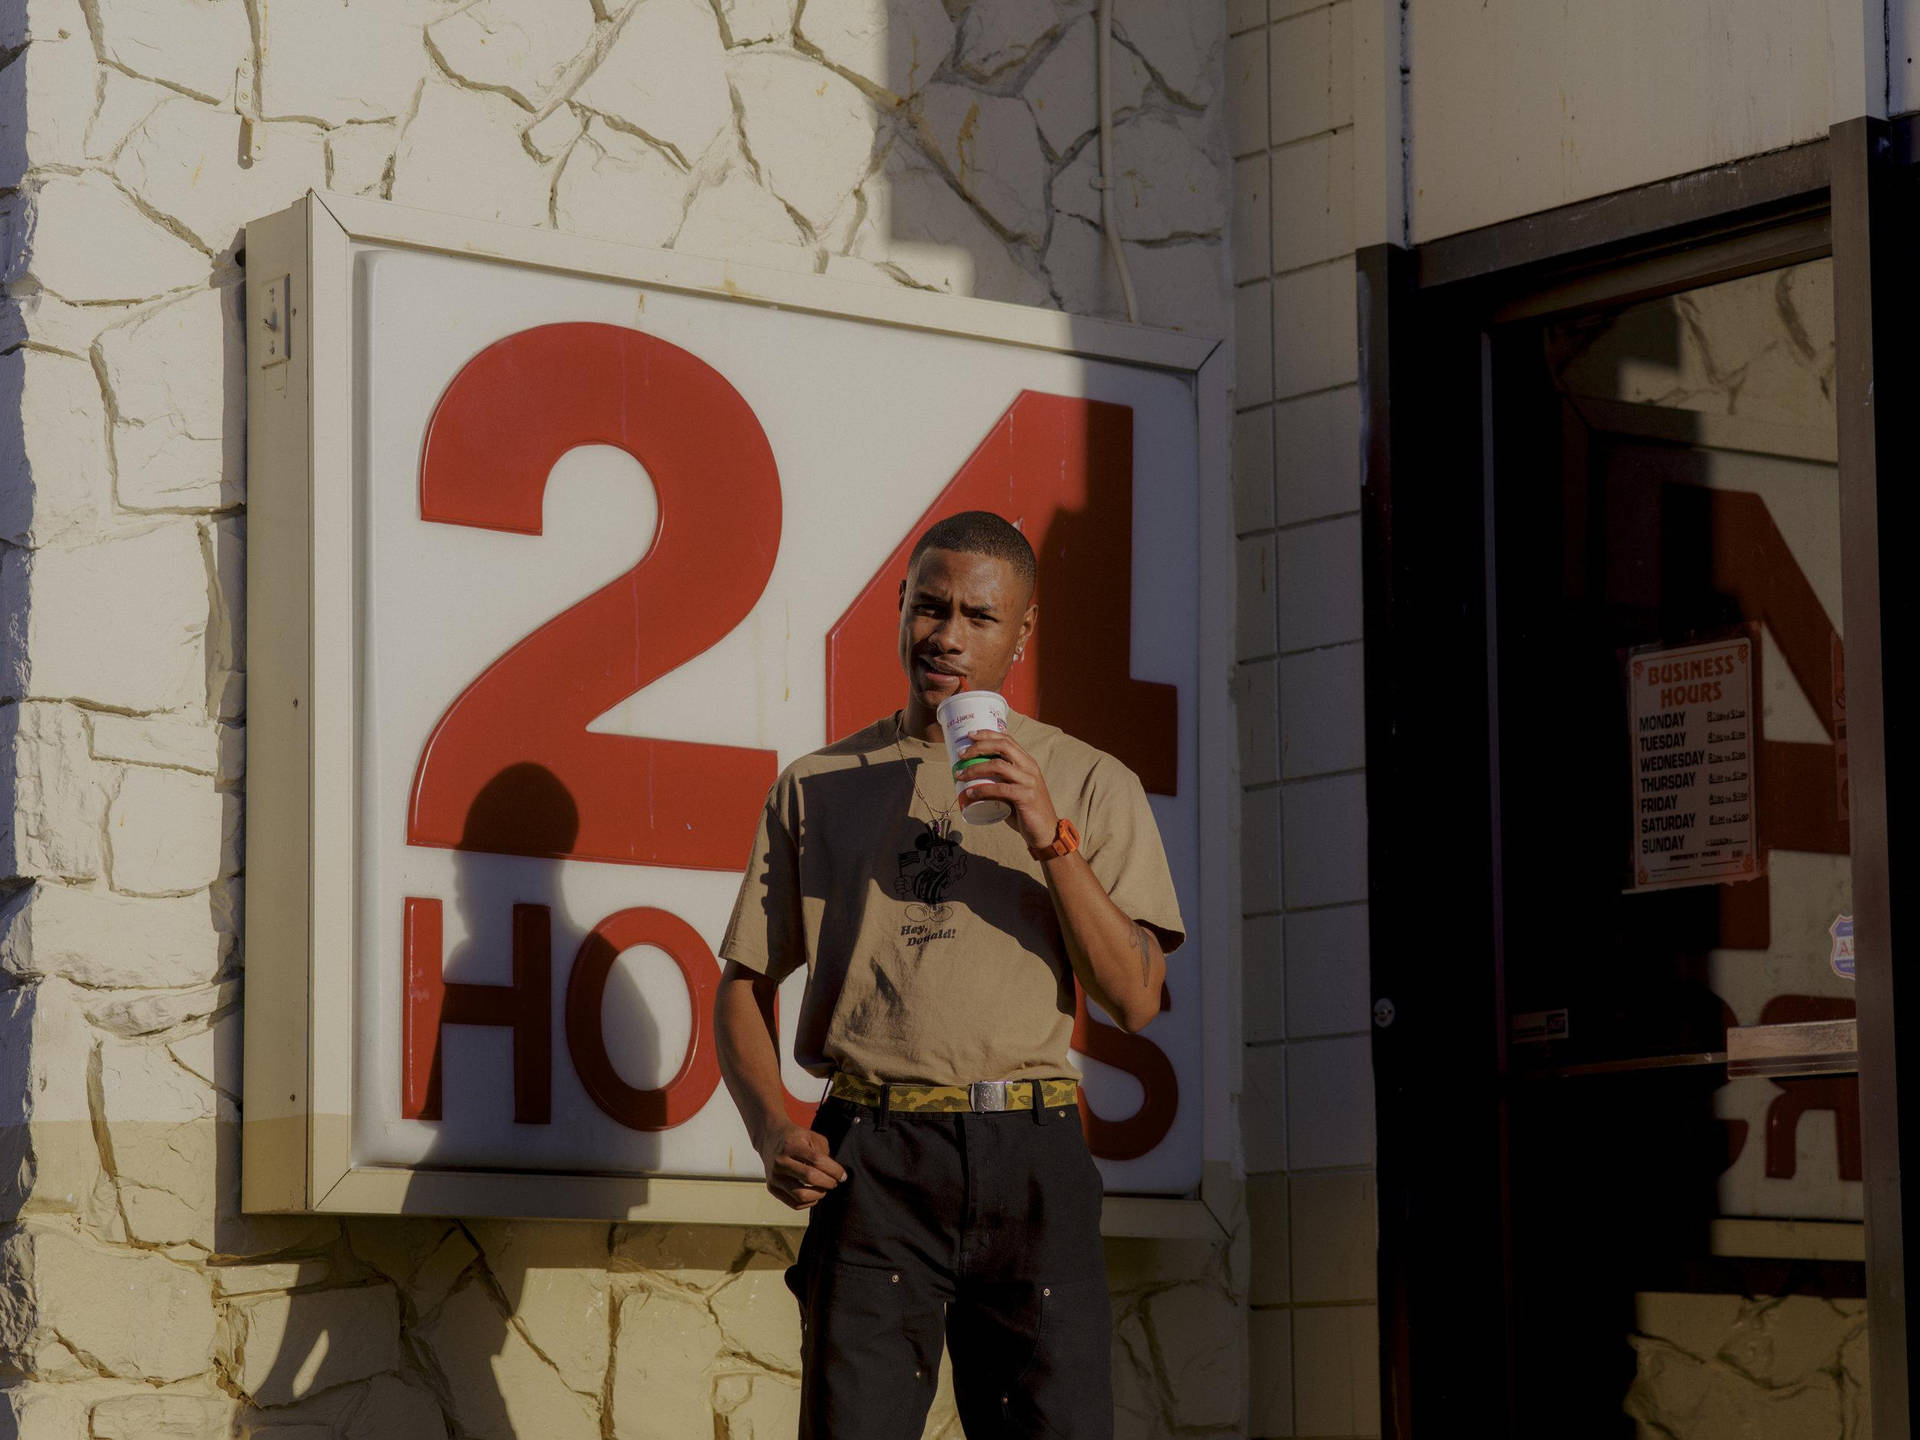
left=787, top=1094, right=1113, bottom=1439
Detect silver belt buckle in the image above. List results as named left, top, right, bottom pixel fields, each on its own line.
left=969, top=1081, right=1008, bottom=1113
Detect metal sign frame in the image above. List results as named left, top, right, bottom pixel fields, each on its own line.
left=240, top=192, right=1237, bottom=1231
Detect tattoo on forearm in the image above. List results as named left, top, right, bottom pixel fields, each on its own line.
left=1129, top=924, right=1153, bottom=989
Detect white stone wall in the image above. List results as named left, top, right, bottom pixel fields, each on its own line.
left=1228, top=2, right=1378, bottom=1436
left=0, top=0, right=1240, bottom=1434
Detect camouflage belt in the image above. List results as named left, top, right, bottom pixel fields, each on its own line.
left=828, top=1074, right=1080, bottom=1113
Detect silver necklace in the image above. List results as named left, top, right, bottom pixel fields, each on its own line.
left=894, top=725, right=958, bottom=838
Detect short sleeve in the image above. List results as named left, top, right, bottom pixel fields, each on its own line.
left=1079, top=757, right=1187, bottom=954
left=719, top=789, right=807, bottom=983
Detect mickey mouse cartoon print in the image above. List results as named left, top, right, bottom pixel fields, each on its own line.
left=895, top=826, right=968, bottom=921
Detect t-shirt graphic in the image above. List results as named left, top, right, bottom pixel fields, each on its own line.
left=896, top=826, right=967, bottom=942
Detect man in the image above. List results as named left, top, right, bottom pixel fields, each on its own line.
left=716, top=510, right=1184, bottom=1439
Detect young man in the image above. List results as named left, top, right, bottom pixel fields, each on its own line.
left=715, top=510, right=1184, bottom=1439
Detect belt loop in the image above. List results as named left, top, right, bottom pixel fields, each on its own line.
left=1031, top=1079, right=1044, bottom=1124
left=877, top=1082, right=892, bottom=1132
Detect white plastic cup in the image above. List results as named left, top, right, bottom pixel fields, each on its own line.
left=936, top=690, right=1012, bottom=825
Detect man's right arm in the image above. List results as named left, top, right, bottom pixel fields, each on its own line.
left=715, top=961, right=846, bottom=1210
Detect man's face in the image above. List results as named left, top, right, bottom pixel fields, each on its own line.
left=897, top=547, right=1036, bottom=710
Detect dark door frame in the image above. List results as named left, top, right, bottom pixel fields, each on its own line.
left=1360, top=120, right=1914, bottom=1437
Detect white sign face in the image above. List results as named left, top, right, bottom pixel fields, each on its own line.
left=1627, top=634, right=1759, bottom=891
left=346, top=248, right=1208, bottom=1194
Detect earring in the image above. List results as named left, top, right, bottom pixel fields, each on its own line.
left=1015, top=647, right=1026, bottom=661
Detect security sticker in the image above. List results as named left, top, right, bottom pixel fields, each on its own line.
left=1831, top=914, right=1855, bottom=980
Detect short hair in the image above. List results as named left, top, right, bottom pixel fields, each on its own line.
left=908, top=511, right=1037, bottom=592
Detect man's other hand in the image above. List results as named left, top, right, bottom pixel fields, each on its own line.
left=760, top=1122, right=849, bottom=1209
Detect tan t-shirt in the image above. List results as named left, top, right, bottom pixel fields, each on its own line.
left=720, top=711, right=1186, bottom=1085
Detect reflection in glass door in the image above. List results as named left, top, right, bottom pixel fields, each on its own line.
left=1491, top=258, right=1868, bottom=1437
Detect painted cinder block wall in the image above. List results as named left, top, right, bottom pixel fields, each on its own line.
left=0, top=0, right=1246, bottom=1435
left=1227, top=3, right=1375, bottom=1435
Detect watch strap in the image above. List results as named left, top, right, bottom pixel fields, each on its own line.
left=1030, top=817, right=1080, bottom=860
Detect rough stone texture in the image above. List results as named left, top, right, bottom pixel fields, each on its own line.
left=6, top=36, right=99, bottom=172
left=228, top=1284, right=403, bottom=1405
left=116, top=101, right=327, bottom=258
left=956, top=0, right=1086, bottom=82
left=1045, top=213, right=1227, bottom=333
left=13, top=523, right=208, bottom=712
left=85, top=70, right=174, bottom=166
left=1, top=884, right=229, bottom=989
left=212, top=1259, right=328, bottom=1296
left=1052, top=111, right=1230, bottom=241
left=797, top=0, right=955, bottom=104
left=464, top=1221, right=610, bottom=1395
left=611, top=1286, right=728, bottom=1440
left=674, top=170, right=812, bottom=268
left=95, top=1035, right=228, bottom=1247
left=855, top=139, right=1049, bottom=305
left=107, top=763, right=235, bottom=896
left=256, top=1, right=434, bottom=124
left=390, top=77, right=557, bottom=229
left=1145, top=1283, right=1242, bottom=1428
left=327, top=121, right=402, bottom=196
left=427, top=0, right=598, bottom=110
left=713, top=1370, right=801, bottom=1438
left=574, top=0, right=732, bottom=165
left=1626, top=1292, right=1870, bottom=1440
left=1114, top=0, right=1222, bottom=107
left=3, top=702, right=107, bottom=881
left=524, top=102, right=587, bottom=162
left=168, top=1009, right=240, bottom=1099
left=0, top=979, right=116, bottom=1227
left=911, top=83, right=1050, bottom=243
left=731, top=51, right=877, bottom=230
left=2, top=1225, right=216, bottom=1381
left=716, top=0, right=791, bottom=48
left=0, top=349, right=112, bottom=548
left=7, top=171, right=207, bottom=302
left=90, top=0, right=253, bottom=103
left=87, top=711, right=231, bottom=777
left=89, top=1389, right=237, bottom=1438
left=554, top=117, right=693, bottom=249
left=1025, top=15, right=1154, bottom=155
left=3, top=0, right=1241, bottom=1432
left=709, top=1257, right=803, bottom=1372
left=95, top=285, right=246, bottom=512
left=414, top=1273, right=602, bottom=1440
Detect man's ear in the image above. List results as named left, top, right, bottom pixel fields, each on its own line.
left=1019, top=600, right=1039, bottom=650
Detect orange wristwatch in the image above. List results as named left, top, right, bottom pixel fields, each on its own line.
left=1029, top=818, right=1080, bottom=861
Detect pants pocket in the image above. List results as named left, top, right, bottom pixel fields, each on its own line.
left=799, top=1262, right=944, bottom=1440
left=951, top=1277, right=1114, bottom=1440
left=1019, top=1277, right=1114, bottom=1440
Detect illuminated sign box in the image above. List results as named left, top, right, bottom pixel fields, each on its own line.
left=241, top=193, right=1234, bottom=1226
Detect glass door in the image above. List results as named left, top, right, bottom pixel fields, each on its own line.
left=1489, top=257, right=1868, bottom=1437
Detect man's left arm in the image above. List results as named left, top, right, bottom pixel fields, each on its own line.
left=958, top=733, right=1169, bottom=1033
